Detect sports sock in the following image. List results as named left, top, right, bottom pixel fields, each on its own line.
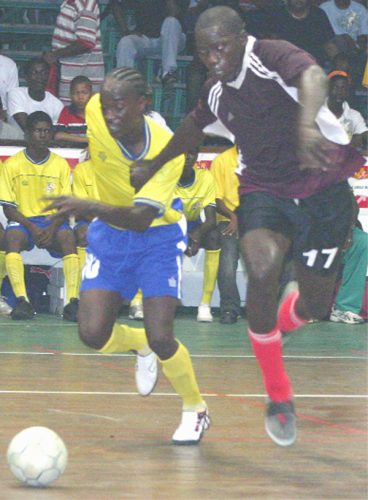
left=0, top=250, right=6, bottom=290
left=278, top=290, right=307, bottom=333
left=77, top=246, right=86, bottom=281
left=131, top=289, right=143, bottom=307
left=98, top=323, right=150, bottom=355
left=248, top=327, right=292, bottom=403
left=63, top=253, right=80, bottom=302
left=5, top=252, right=27, bottom=299
left=160, top=341, right=205, bottom=411
left=201, top=249, right=220, bottom=305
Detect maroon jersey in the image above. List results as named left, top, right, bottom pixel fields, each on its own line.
left=191, top=37, right=364, bottom=199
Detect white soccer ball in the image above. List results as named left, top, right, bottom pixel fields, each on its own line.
left=6, top=426, right=68, bottom=487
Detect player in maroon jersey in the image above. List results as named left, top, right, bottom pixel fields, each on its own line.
left=130, top=6, right=365, bottom=446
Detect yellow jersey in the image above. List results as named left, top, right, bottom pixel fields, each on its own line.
left=174, top=167, right=216, bottom=222
left=86, top=93, right=184, bottom=228
left=72, top=160, right=99, bottom=200
left=0, top=149, right=72, bottom=217
left=210, top=146, right=239, bottom=222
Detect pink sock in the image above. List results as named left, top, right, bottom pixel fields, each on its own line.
left=278, top=290, right=307, bottom=333
left=248, top=327, right=292, bottom=402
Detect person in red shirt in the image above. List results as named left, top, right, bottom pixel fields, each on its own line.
left=55, top=76, right=92, bottom=144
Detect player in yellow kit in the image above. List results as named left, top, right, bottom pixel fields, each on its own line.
left=71, top=160, right=98, bottom=279
left=174, top=149, right=220, bottom=322
left=0, top=111, right=80, bottom=321
left=0, top=159, right=12, bottom=315
left=44, top=68, right=210, bottom=445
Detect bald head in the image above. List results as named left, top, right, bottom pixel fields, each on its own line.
left=195, top=6, right=245, bottom=38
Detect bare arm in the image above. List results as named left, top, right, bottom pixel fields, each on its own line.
left=130, top=115, right=205, bottom=190
left=216, top=198, right=238, bottom=237
left=44, top=42, right=89, bottom=65
left=43, top=196, right=159, bottom=232
left=295, top=64, right=337, bottom=171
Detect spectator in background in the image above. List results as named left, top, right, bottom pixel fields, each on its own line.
left=7, top=58, right=63, bottom=133
left=211, top=145, right=242, bottom=324
left=144, top=84, right=172, bottom=131
left=272, top=0, right=339, bottom=68
left=115, top=0, right=188, bottom=85
left=44, top=0, right=104, bottom=104
left=242, top=0, right=281, bottom=39
left=320, top=0, right=368, bottom=52
left=173, top=148, right=220, bottom=322
left=330, top=199, right=367, bottom=324
left=0, top=160, right=12, bottom=315
left=326, top=70, right=368, bottom=152
left=320, top=0, right=367, bottom=80
left=0, top=112, right=80, bottom=322
left=55, top=75, right=93, bottom=144
left=0, top=54, right=19, bottom=120
left=72, top=159, right=98, bottom=283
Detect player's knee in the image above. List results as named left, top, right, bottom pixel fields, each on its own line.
left=78, top=323, right=107, bottom=350
left=149, top=337, right=176, bottom=360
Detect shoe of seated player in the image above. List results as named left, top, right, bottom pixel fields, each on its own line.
left=0, top=295, right=12, bottom=315
left=172, top=407, right=210, bottom=445
left=11, top=297, right=35, bottom=320
left=63, top=298, right=79, bottom=322
left=220, top=311, right=238, bottom=324
left=197, top=304, right=213, bottom=322
left=135, top=351, right=158, bottom=396
left=330, top=308, right=364, bottom=325
left=265, top=399, right=296, bottom=447
left=129, top=303, right=144, bottom=320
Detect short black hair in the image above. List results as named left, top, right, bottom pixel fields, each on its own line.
left=25, top=57, right=50, bottom=76
left=25, top=111, right=52, bottom=131
left=104, top=67, right=147, bottom=97
left=70, top=75, right=93, bottom=90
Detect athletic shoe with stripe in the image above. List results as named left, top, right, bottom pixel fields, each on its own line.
left=265, top=400, right=296, bottom=446
left=172, top=407, right=210, bottom=445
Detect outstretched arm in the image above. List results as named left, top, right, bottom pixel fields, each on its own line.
left=295, top=64, right=337, bottom=171
left=130, top=115, right=205, bottom=190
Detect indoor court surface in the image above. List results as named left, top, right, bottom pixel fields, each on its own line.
left=0, top=311, right=367, bottom=499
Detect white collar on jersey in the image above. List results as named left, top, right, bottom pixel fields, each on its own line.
left=226, top=36, right=256, bottom=90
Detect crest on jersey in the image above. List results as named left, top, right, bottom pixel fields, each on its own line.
left=46, top=182, right=56, bottom=193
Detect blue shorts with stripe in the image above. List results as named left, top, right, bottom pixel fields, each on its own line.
left=6, top=215, right=73, bottom=258
left=81, top=218, right=188, bottom=300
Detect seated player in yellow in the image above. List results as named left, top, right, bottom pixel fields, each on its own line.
left=0, top=160, right=12, bottom=316
left=174, top=148, right=220, bottom=322
left=0, top=111, right=80, bottom=321
left=44, top=68, right=210, bottom=445
left=71, top=159, right=98, bottom=280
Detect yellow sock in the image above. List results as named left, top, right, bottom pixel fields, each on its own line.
left=77, top=246, right=87, bottom=281
left=160, top=341, right=205, bottom=411
left=131, top=289, right=143, bottom=306
left=98, top=322, right=149, bottom=354
left=5, top=252, right=27, bottom=299
left=0, top=250, right=6, bottom=290
left=201, top=249, right=220, bottom=305
left=63, top=253, right=80, bottom=302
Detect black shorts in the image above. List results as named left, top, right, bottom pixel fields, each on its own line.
left=237, top=182, right=354, bottom=275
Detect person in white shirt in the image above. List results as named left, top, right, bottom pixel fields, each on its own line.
left=7, top=58, right=63, bottom=132
left=320, top=0, right=368, bottom=49
left=0, top=54, right=19, bottom=117
left=326, top=70, right=368, bottom=151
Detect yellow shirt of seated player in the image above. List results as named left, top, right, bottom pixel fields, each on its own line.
left=72, top=160, right=99, bottom=201
left=210, top=146, right=239, bottom=223
left=0, top=149, right=72, bottom=217
left=86, top=93, right=184, bottom=228
left=174, top=167, right=216, bottom=222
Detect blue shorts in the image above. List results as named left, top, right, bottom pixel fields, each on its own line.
left=6, top=216, right=73, bottom=258
left=81, top=218, right=188, bottom=300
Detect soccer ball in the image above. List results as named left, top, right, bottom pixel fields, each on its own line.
left=6, top=426, right=68, bottom=487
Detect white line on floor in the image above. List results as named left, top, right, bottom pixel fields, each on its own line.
left=0, top=390, right=366, bottom=398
